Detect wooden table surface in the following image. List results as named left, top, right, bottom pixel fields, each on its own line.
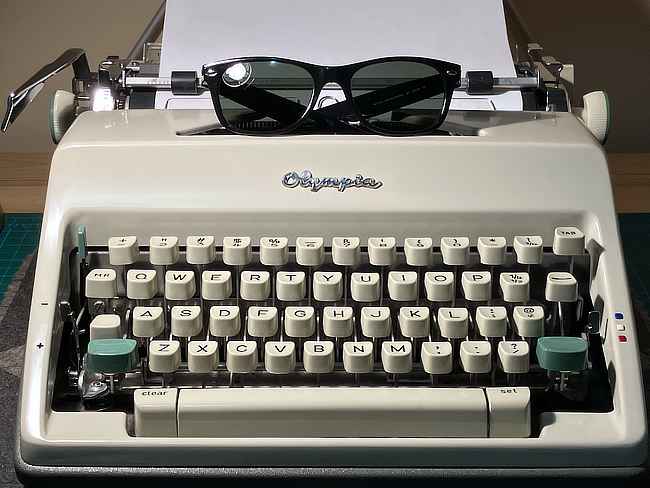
left=1, top=152, right=649, bottom=214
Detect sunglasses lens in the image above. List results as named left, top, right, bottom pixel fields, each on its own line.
left=211, top=61, right=314, bottom=133
left=350, top=61, right=447, bottom=133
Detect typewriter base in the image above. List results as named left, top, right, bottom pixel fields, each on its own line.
left=14, top=438, right=645, bottom=486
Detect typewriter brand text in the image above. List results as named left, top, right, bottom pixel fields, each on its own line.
left=282, top=170, right=383, bottom=192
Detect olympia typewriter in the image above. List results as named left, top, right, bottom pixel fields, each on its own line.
left=2, top=0, right=645, bottom=483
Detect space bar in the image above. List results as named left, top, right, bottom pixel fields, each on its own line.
left=177, top=387, right=487, bottom=437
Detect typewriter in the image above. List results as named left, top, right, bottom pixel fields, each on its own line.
left=3, top=2, right=646, bottom=484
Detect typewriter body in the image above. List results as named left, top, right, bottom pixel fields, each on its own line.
left=4, top=1, right=645, bottom=483
left=13, top=108, right=646, bottom=480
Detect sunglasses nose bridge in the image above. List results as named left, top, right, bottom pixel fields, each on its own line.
left=320, top=66, right=340, bottom=84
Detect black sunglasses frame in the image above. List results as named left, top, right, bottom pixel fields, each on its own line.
left=202, top=56, right=461, bottom=136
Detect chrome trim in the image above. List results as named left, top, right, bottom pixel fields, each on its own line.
left=282, top=170, right=383, bottom=192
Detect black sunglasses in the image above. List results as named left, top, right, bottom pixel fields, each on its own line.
left=201, top=56, right=461, bottom=136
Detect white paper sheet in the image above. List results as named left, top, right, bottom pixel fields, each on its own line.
left=155, top=0, right=522, bottom=111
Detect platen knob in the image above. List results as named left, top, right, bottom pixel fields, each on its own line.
left=49, top=90, right=76, bottom=144
left=575, top=91, right=610, bottom=144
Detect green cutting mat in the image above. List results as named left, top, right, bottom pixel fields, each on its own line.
left=0, top=213, right=42, bottom=301
left=0, top=213, right=648, bottom=310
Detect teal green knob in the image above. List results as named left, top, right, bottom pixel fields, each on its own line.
left=87, top=339, right=139, bottom=374
left=536, top=336, right=588, bottom=372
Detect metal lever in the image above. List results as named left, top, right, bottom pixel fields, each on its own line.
left=459, top=71, right=541, bottom=95
left=528, top=43, right=565, bottom=83
left=1, top=48, right=90, bottom=132
left=586, top=310, right=601, bottom=335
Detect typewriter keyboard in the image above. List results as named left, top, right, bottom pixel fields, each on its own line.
left=53, top=227, right=612, bottom=439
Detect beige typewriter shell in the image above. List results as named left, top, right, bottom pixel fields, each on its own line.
left=19, top=109, right=646, bottom=469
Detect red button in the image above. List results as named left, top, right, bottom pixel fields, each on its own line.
left=618, top=335, right=627, bottom=343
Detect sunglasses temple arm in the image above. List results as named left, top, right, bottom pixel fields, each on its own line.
left=218, top=85, right=306, bottom=124
left=216, top=85, right=348, bottom=130
left=317, top=75, right=447, bottom=120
